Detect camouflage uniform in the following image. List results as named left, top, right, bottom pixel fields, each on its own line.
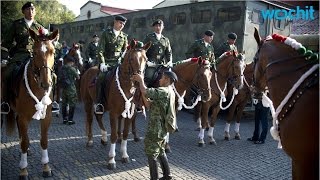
left=98, top=28, right=128, bottom=66
left=60, top=64, right=78, bottom=107
left=86, top=41, right=99, bottom=66
left=143, top=33, right=172, bottom=65
left=144, top=87, right=176, bottom=158
left=215, top=42, right=238, bottom=59
left=185, top=39, right=215, bottom=63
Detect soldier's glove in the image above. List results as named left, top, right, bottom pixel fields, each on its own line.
left=88, top=58, right=93, bottom=63
left=77, top=69, right=81, bottom=75
left=100, top=63, right=109, bottom=72
left=147, top=61, right=156, bottom=67
left=59, top=58, right=63, bottom=62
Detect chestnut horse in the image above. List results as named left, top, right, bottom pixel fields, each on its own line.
left=253, top=28, right=319, bottom=179
left=80, top=40, right=151, bottom=169
left=195, top=51, right=246, bottom=146
left=224, top=62, right=254, bottom=140
left=4, top=29, right=59, bottom=179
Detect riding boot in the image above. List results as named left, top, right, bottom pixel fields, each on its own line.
left=158, top=153, right=172, bottom=180
left=147, top=156, right=159, bottom=180
left=67, top=106, right=75, bottom=125
left=62, top=105, right=68, bottom=124
left=94, top=73, right=105, bottom=115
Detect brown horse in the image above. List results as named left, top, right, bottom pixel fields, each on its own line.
left=224, top=62, right=254, bottom=140
left=80, top=39, right=151, bottom=169
left=253, top=28, right=319, bottom=179
left=4, top=29, right=59, bottom=179
left=195, top=51, right=246, bottom=146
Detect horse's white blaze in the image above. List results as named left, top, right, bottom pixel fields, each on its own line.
left=165, top=133, right=169, bottom=143
left=19, top=153, right=28, bottom=169
left=41, top=42, right=47, bottom=53
left=76, top=49, right=83, bottom=65
left=198, top=129, right=205, bottom=139
left=108, top=143, right=116, bottom=164
left=120, top=140, right=129, bottom=158
left=224, top=123, right=230, bottom=133
left=41, top=149, right=49, bottom=164
left=207, top=127, right=214, bottom=137
left=234, top=123, right=240, bottom=133
left=101, top=130, right=107, bottom=142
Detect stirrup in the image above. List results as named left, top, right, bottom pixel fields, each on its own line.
left=52, top=101, right=60, bottom=113
left=1, top=102, right=10, bottom=114
left=94, top=104, right=104, bottom=115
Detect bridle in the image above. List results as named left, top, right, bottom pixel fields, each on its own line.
left=122, top=47, right=146, bottom=78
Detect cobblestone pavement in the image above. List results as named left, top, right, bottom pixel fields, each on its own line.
left=1, top=103, right=292, bottom=180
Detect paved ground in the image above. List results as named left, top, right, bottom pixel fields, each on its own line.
left=1, top=103, right=292, bottom=180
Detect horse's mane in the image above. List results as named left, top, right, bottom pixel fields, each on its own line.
left=174, top=59, right=197, bottom=71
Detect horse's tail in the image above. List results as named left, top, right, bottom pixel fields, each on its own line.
left=6, top=110, right=16, bottom=136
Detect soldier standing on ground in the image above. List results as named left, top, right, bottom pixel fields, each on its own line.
left=215, top=32, right=238, bottom=59
left=94, top=15, right=128, bottom=114
left=85, top=34, right=100, bottom=69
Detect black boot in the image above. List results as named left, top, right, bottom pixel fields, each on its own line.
left=158, top=153, right=172, bottom=180
left=94, top=73, right=105, bottom=115
left=148, top=156, right=158, bottom=180
left=62, top=105, right=68, bottom=124
left=67, top=106, right=75, bottom=125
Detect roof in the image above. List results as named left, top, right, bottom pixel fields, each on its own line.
left=100, top=6, right=135, bottom=15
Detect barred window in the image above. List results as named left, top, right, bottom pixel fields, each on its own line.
left=217, top=7, right=241, bottom=21
left=171, top=12, right=186, bottom=25
left=191, top=10, right=212, bottom=23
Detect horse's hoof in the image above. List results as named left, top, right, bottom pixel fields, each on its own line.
left=27, top=149, right=31, bottom=156
left=101, top=139, right=108, bottom=145
left=175, top=128, right=179, bottom=132
left=19, top=175, right=29, bottom=180
left=42, top=170, right=52, bottom=177
left=122, top=157, right=130, bottom=163
left=134, top=137, right=141, bottom=142
left=224, top=136, right=230, bottom=141
left=198, top=139, right=205, bottom=147
left=107, top=163, right=116, bottom=170
left=209, top=138, right=217, bottom=145
left=165, top=148, right=171, bottom=153
left=235, top=133, right=241, bottom=140
left=86, top=141, right=93, bottom=147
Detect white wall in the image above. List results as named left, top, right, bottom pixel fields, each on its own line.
left=75, top=3, right=109, bottom=21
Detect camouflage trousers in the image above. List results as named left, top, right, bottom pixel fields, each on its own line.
left=144, top=135, right=166, bottom=159
left=61, top=87, right=77, bottom=107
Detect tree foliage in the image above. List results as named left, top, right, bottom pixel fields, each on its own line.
left=1, top=0, right=75, bottom=42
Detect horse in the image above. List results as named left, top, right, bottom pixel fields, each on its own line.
left=80, top=39, right=151, bottom=169
left=4, top=29, right=59, bottom=179
left=253, top=28, right=319, bottom=179
left=224, top=62, right=254, bottom=140
left=195, top=50, right=246, bottom=146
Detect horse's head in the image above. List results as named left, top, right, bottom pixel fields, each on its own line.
left=29, top=28, right=59, bottom=90
left=192, top=57, right=212, bottom=102
left=122, top=39, right=151, bottom=85
left=65, top=43, right=83, bottom=68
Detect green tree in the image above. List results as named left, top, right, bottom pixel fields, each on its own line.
left=1, top=0, right=75, bottom=44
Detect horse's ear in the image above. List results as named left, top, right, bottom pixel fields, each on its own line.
left=144, top=41, right=152, bottom=51
left=130, top=39, right=136, bottom=49
left=48, top=29, right=59, bottom=41
left=254, top=27, right=262, bottom=47
left=29, top=29, right=38, bottom=41
left=198, top=56, right=202, bottom=65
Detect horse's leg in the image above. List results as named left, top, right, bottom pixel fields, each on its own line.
left=198, top=102, right=209, bottom=147
left=85, top=101, right=95, bottom=147
left=224, top=103, right=236, bottom=141
left=17, top=117, right=30, bottom=179
left=292, top=159, right=319, bottom=180
left=40, top=116, right=52, bottom=177
left=117, top=118, right=123, bottom=143
left=121, top=117, right=131, bottom=163
left=234, top=101, right=247, bottom=140
left=194, top=103, right=202, bottom=131
left=131, top=115, right=141, bottom=142
left=107, top=114, right=118, bottom=170
left=95, top=113, right=108, bottom=145
left=208, top=106, right=220, bottom=145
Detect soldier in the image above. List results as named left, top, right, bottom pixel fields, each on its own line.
left=215, top=32, right=238, bottom=58
left=94, top=15, right=128, bottom=114
left=185, top=30, right=215, bottom=63
left=143, top=19, right=173, bottom=67
left=59, top=56, right=80, bottom=125
left=1, top=2, right=47, bottom=113
left=86, top=34, right=100, bottom=67
left=131, top=71, right=177, bottom=180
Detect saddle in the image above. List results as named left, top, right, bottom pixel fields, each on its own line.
left=145, top=65, right=168, bottom=88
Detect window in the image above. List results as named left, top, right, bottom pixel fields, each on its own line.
left=217, top=7, right=241, bottom=22
left=87, top=10, right=91, bottom=19
left=251, top=9, right=264, bottom=24
left=96, top=23, right=104, bottom=31
left=79, top=26, right=84, bottom=33
left=133, top=17, right=146, bottom=28
left=191, top=10, right=212, bottom=23
left=274, top=18, right=285, bottom=30
left=86, top=25, right=94, bottom=32
left=171, top=12, right=186, bottom=25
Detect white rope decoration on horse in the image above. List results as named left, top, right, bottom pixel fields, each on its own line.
left=172, top=84, right=201, bottom=110
left=262, top=64, right=319, bottom=149
left=214, top=71, right=238, bottom=110
left=24, top=60, right=52, bottom=120
left=115, top=67, right=136, bottom=119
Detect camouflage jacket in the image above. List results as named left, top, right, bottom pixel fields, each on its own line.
left=98, top=28, right=128, bottom=65
left=143, top=33, right=172, bottom=65
left=185, top=39, right=215, bottom=63
left=86, top=41, right=99, bottom=60
left=59, top=64, right=79, bottom=91
left=2, top=18, right=44, bottom=62
left=215, top=42, right=238, bottom=59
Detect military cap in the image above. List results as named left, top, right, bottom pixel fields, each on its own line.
left=204, top=30, right=215, bottom=37
left=92, top=34, right=98, bottom=38
left=114, top=15, right=127, bottom=22
left=152, top=19, right=164, bottom=26
left=163, top=71, right=178, bottom=82
left=228, top=32, right=237, bottom=40
left=22, top=2, right=34, bottom=11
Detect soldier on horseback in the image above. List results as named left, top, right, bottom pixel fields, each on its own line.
left=94, top=15, right=128, bottom=114
left=215, top=32, right=238, bottom=58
